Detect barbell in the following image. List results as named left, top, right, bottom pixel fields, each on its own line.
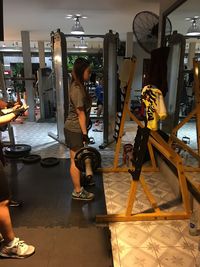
left=74, top=146, right=101, bottom=179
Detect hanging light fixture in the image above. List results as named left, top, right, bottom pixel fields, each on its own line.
left=186, top=16, right=200, bottom=36
left=79, top=37, right=87, bottom=49
left=71, top=16, right=85, bottom=35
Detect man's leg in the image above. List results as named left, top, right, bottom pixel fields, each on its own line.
left=0, top=165, right=35, bottom=258
left=0, top=200, right=15, bottom=244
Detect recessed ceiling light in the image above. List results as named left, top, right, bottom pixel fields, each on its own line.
left=65, top=14, right=73, bottom=19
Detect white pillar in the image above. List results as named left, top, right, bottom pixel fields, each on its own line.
left=38, top=41, right=45, bottom=68
left=187, top=42, right=196, bottom=70
left=21, top=31, right=35, bottom=121
left=125, top=32, right=133, bottom=58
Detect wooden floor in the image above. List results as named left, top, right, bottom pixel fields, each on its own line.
left=0, top=159, right=113, bottom=267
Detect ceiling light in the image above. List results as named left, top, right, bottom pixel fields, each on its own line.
left=65, top=14, right=73, bottom=19
left=79, top=37, right=87, bottom=49
left=186, top=16, right=200, bottom=36
left=71, top=16, right=84, bottom=35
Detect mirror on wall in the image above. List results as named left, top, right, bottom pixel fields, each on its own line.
left=166, top=0, right=200, bottom=122
left=162, top=0, right=200, bottom=148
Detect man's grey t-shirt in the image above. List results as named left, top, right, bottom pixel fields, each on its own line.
left=64, top=81, right=91, bottom=133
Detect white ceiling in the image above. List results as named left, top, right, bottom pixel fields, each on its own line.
left=2, top=0, right=200, bottom=44
left=168, top=0, right=200, bottom=39
left=3, top=0, right=160, bottom=41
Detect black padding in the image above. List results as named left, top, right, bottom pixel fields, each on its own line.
left=129, top=126, right=150, bottom=181
left=40, top=157, right=59, bottom=167
left=4, top=159, right=112, bottom=267
left=22, top=154, right=41, bottom=164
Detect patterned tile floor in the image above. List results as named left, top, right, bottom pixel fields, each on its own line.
left=1, top=119, right=200, bottom=267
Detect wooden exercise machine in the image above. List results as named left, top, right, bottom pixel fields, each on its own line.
left=101, top=58, right=158, bottom=173
left=97, top=128, right=191, bottom=222
left=169, top=59, right=200, bottom=171
left=96, top=58, right=191, bottom=223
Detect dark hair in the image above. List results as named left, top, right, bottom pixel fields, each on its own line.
left=72, top=57, right=90, bottom=85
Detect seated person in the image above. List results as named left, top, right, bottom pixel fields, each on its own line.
left=0, top=110, right=35, bottom=259
left=0, top=104, right=28, bottom=206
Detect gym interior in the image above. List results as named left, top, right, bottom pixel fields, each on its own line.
left=0, top=0, right=200, bottom=266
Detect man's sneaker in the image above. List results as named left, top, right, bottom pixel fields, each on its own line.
left=0, top=237, right=35, bottom=259
left=9, top=200, right=23, bottom=207
left=72, top=187, right=94, bottom=201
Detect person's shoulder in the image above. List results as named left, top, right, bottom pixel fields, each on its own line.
left=71, top=81, right=79, bottom=88
left=71, top=81, right=84, bottom=90
left=70, top=82, right=85, bottom=98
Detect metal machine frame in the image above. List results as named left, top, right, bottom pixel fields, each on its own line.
left=50, top=29, right=119, bottom=146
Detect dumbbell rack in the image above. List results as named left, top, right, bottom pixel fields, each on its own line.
left=169, top=59, right=200, bottom=171
left=97, top=57, right=191, bottom=222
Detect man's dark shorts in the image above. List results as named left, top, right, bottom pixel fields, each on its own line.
left=64, top=129, right=84, bottom=150
left=0, top=166, right=10, bottom=202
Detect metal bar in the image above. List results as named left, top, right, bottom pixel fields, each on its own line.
left=64, top=34, right=104, bottom=38
left=0, top=0, right=3, bottom=41
left=171, top=108, right=196, bottom=134
left=170, top=134, right=200, bottom=162
left=4, top=77, right=35, bottom=81
left=99, top=166, right=159, bottom=173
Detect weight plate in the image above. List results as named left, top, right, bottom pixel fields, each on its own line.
left=4, top=144, right=31, bottom=158
left=74, top=146, right=101, bottom=172
left=22, top=154, right=41, bottom=164
left=40, top=157, right=59, bottom=167
left=4, top=144, right=31, bottom=154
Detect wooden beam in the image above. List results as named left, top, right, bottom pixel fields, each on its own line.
left=96, top=211, right=190, bottom=223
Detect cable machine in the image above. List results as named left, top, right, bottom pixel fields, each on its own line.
left=48, top=30, right=68, bottom=143
left=49, top=29, right=119, bottom=146
left=101, top=30, right=118, bottom=148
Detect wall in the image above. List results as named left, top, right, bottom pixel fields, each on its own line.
left=3, top=55, right=52, bottom=70
left=129, top=1, right=184, bottom=99
left=159, top=0, right=181, bottom=13
left=131, top=42, right=150, bottom=99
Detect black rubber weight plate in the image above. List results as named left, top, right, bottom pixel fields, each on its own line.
left=4, top=144, right=32, bottom=154
left=22, top=154, right=41, bottom=164
left=4, top=144, right=32, bottom=158
left=40, top=157, right=59, bottom=167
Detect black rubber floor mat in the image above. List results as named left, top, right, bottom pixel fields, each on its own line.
left=1, top=159, right=113, bottom=267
